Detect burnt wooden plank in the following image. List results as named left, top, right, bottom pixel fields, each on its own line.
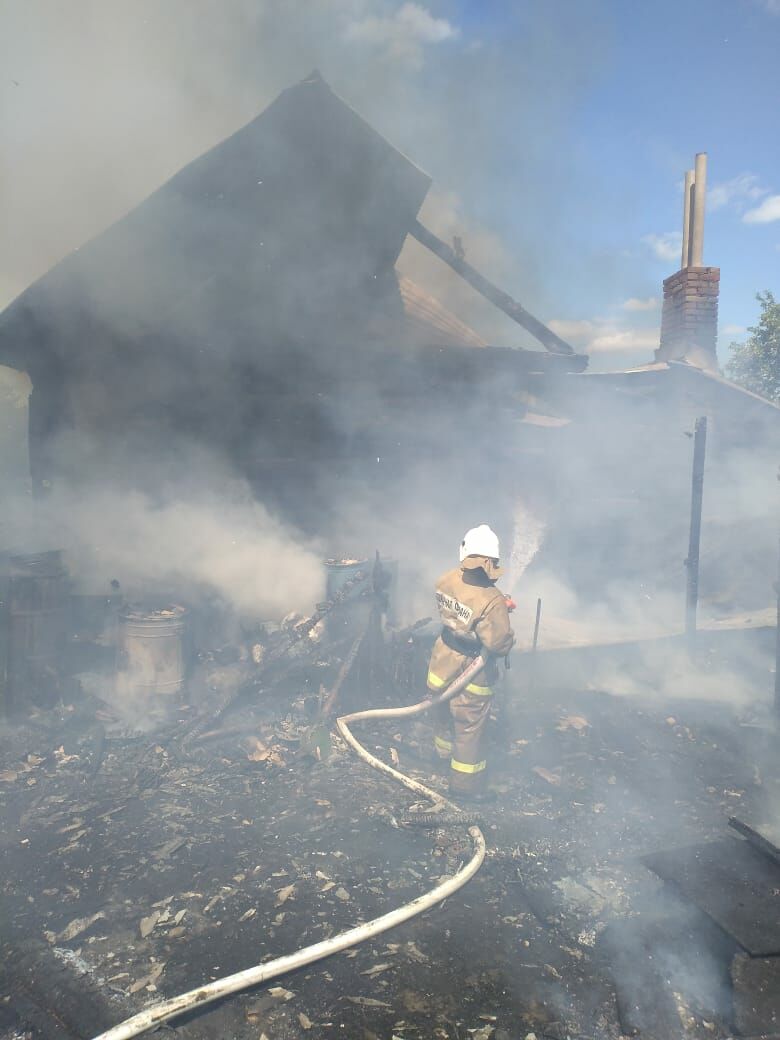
left=729, top=817, right=780, bottom=868
left=643, top=838, right=780, bottom=956
left=601, top=925, right=682, bottom=1038
left=600, top=911, right=734, bottom=1038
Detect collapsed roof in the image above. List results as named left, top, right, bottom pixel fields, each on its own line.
left=0, top=71, right=431, bottom=370
left=0, top=71, right=582, bottom=500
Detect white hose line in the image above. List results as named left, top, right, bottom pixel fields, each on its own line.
left=92, top=658, right=487, bottom=1040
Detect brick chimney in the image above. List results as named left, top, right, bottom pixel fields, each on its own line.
left=656, top=266, right=720, bottom=370
left=654, top=153, right=720, bottom=372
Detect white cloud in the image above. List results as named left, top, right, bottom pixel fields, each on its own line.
left=549, top=318, right=659, bottom=355
left=589, top=328, right=660, bottom=353
left=721, top=324, right=746, bottom=337
left=708, top=173, right=767, bottom=212
left=547, top=318, right=595, bottom=342
left=642, top=231, right=682, bottom=263
left=756, top=0, right=780, bottom=13
left=621, top=296, right=660, bottom=312
left=345, top=3, right=459, bottom=66
left=743, top=194, right=780, bottom=224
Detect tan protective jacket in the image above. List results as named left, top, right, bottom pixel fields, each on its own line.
left=427, top=564, right=515, bottom=693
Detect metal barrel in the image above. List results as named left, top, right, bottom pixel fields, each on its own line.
left=117, top=606, right=187, bottom=701
left=7, top=550, right=69, bottom=712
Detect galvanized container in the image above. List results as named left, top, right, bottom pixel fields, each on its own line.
left=116, top=606, right=187, bottom=703
left=324, top=558, right=370, bottom=601
left=7, top=550, right=69, bottom=712
left=325, top=556, right=398, bottom=622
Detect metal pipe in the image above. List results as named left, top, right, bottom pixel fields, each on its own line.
left=685, top=416, right=707, bottom=647
left=681, top=169, right=695, bottom=269
left=728, top=816, right=780, bottom=866
left=686, top=171, right=697, bottom=267
left=528, top=597, right=542, bottom=695
left=531, top=597, right=542, bottom=652
left=690, top=153, right=707, bottom=267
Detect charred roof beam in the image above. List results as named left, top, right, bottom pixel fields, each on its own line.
left=410, top=219, right=578, bottom=357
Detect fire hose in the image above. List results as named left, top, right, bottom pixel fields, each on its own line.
left=91, top=655, right=488, bottom=1040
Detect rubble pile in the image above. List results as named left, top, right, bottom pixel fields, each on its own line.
left=2, top=589, right=778, bottom=1040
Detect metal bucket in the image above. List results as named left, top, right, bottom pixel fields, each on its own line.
left=117, top=606, right=187, bottom=702
left=324, top=558, right=370, bottom=601
left=325, top=557, right=398, bottom=620
left=7, top=550, right=69, bottom=711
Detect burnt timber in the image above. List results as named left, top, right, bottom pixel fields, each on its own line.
left=0, top=72, right=585, bottom=516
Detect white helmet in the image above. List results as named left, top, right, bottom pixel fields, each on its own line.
left=459, top=524, right=500, bottom=563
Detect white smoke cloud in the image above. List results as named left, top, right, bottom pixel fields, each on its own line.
left=0, top=0, right=464, bottom=312
left=345, top=2, right=458, bottom=66
left=3, top=479, right=325, bottom=617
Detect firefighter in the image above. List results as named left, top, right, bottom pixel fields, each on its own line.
left=427, top=524, right=515, bottom=801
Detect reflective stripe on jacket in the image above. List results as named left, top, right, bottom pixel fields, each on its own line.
left=427, top=564, right=514, bottom=692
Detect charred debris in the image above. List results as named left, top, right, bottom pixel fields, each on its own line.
left=1, top=74, right=780, bottom=1040
left=2, top=546, right=780, bottom=1040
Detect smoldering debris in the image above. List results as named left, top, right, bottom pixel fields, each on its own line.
left=0, top=18, right=777, bottom=1040
left=1, top=558, right=780, bottom=1040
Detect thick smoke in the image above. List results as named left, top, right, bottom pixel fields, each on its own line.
left=1, top=463, right=325, bottom=618
left=0, top=0, right=607, bottom=338
left=1, top=7, right=778, bottom=1037
left=1, top=2, right=776, bottom=711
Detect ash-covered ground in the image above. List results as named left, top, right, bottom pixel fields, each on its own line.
left=1, top=629, right=778, bottom=1040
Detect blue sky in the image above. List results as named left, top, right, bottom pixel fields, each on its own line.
left=437, top=0, right=780, bottom=363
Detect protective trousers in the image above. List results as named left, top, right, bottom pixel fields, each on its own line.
left=431, top=688, right=493, bottom=794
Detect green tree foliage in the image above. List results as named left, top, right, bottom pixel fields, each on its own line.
left=725, top=291, right=780, bottom=402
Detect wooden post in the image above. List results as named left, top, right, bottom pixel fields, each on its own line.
left=685, top=417, right=707, bottom=647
